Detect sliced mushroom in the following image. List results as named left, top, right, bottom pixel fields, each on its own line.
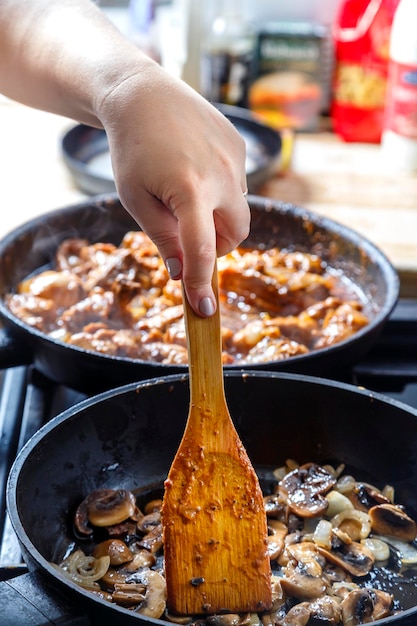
left=267, top=520, right=288, bottom=561
left=369, top=503, right=417, bottom=541
left=124, top=549, right=156, bottom=570
left=280, top=557, right=327, bottom=600
left=347, top=482, right=392, bottom=512
left=340, top=588, right=394, bottom=625
left=137, top=510, right=161, bottom=534
left=134, top=568, right=167, bottom=618
left=74, top=489, right=137, bottom=535
left=279, top=463, right=337, bottom=518
left=264, top=494, right=285, bottom=519
left=274, top=602, right=311, bottom=624
left=316, top=531, right=375, bottom=577
left=92, top=539, right=134, bottom=566
left=112, top=582, right=146, bottom=606
left=137, top=523, right=163, bottom=554
left=307, top=595, right=342, bottom=625
left=144, top=498, right=163, bottom=515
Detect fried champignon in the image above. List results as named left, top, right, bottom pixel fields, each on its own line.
left=137, top=523, right=163, bottom=554
left=280, top=562, right=327, bottom=601
left=267, top=520, right=288, bottom=560
left=144, top=498, right=163, bottom=514
left=280, top=543, right=327, bottom=600
left=264, top=493, right=286, bottom=519
left=346, top=482, right=392, bottom=512
left=279, top=463, right=337, bottom=518
left=124, top=550, right=156, bottom=570
left=133, top=568, right=167, bottom=618
left=137, top=510, right=161, bottom=533
left=316, top=530, right=375, bottom=577
left=369, top=503, right=417, bottom=541
left=282, top=595, right=342, bottom=625
left=340, top=588, right=394, bottom=625
left=74, top=489, right=137, bottom=535
left=92, top=539, right=134, bottom=566
left=112, top=582, right=147, bottom=606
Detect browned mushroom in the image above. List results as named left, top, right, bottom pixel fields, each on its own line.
left=340, top=588, right=394, bottom=625
left=263, top=493, right=285, bottom=519
left=347, top=482, right=392, bottom=512
left=137, top=510, right=161, bottom=534
left=369, top=503, right=417, bottom=542
left=92, top=539, right=133, bottom=566
left=137, top=523, right=163, bottom=554
left=279, top=463, right=337, bottom=518
left=112, top=582, right=146, bottom=607
left=267, top=520, right=288, bottom=561
left=292, top=596, right=342, bottom=625
left=135, top=568, right=167, bottom=618
left=74, top=489, right=138, bottom=535
left=316, top=530, right=375, bottom=577
left=280, top=548, right=327, bottom=600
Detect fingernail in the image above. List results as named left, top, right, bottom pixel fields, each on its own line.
left=199, top=296, right=215, bottom=317
left=165, top=257, right=182, bottom=279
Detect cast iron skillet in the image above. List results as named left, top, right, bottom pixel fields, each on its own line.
left=4, top=371, right=417, bottom=625
left=0, top=194, right=399, bottom=394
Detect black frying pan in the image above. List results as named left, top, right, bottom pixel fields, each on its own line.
left=4, top=371, right=417, bottom=625
left=0, top=194, right=399, bottom=394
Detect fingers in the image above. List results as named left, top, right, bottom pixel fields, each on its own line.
left=118, top=185, right=250, bottom=317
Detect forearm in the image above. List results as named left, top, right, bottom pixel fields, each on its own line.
left=0, top=0, right=155, bottom=127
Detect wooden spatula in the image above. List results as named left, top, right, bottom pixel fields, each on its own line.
left=161, top=261, right=272, bottom=616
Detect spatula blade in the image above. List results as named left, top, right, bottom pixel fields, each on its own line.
left=162, top=440, right=272, bottom=615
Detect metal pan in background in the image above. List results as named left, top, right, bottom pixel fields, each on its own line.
left=60, top=103, right=282, bottom=195
left=4, top=371, right=417, bottom=625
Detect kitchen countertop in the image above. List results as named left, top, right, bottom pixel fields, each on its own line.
left=1, top=98, right=417, bottom=296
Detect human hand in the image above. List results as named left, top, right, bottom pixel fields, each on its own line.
left=98, top=61, right=250, bottom=316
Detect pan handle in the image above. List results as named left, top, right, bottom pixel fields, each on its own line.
left=0, top=570, right=90, bottom=625
left=0, top=326, right=33, bottom=368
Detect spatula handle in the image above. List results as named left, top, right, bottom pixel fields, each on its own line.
left=182, top=260, right=225, bottom=408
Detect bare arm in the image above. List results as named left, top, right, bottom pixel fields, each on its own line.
left=0, top=0, right=250, bottom=315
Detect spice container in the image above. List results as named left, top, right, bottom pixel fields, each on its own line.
left=248, top=22, right=329, bottom=131
left=331, top=0, right=400, bottom=143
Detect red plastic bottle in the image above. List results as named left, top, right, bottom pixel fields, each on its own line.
left=331, top=0, right=401, bottom=143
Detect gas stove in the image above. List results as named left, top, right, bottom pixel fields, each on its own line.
left=0, top=298, right=416, bottom=623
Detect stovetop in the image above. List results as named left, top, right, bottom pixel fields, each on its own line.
left=0, top=298, right=416, bottom=585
